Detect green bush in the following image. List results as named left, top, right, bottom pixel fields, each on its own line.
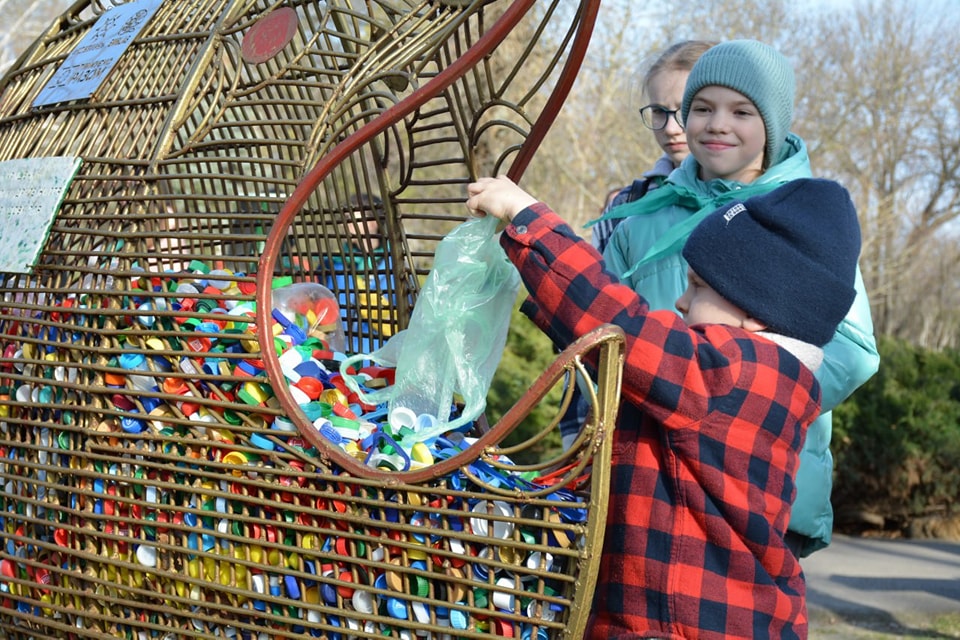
left=832, top=336, right=960, bottom=530
left=486, top=295, right=563, bottom=463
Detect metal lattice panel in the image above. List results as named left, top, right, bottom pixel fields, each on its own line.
left=0, top=1, right=621, bottom=638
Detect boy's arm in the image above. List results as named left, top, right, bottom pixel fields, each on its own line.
left=465, top=175, right=714, bottom=419
left=496, top=202, right=713, bottom=422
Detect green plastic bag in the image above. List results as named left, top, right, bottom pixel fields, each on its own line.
left=341, top=215, right=521, bottom=445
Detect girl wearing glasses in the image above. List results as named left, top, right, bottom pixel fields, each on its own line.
left=590, top=40, right=714, bottom=254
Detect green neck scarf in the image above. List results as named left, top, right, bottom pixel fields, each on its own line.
left=588, top=180, right=788, bottom=279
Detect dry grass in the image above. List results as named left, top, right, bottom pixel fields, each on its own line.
left=810, top=610, right=960, bottom=639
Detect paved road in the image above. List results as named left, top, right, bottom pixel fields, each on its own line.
left=804, top=533, right=960, bottom=631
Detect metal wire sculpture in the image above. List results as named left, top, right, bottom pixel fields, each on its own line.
left=0, top=1, right=622, bottom=638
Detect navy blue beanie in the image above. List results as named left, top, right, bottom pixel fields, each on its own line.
left=682, top=178, right=861, bottom=346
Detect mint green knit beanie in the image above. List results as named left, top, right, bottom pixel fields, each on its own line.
left=681, top=39, right=795, bottom=168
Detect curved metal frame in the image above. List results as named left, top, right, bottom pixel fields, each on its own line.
left=257, top=0, right=602, bottom=484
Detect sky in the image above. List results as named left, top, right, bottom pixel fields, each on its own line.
left=1, top=0, right=948, bottom=76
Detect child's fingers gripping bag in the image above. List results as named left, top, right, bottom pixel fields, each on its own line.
left=341, top=214, right=520, bottom=447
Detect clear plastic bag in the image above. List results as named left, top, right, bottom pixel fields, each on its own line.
left=342, top=215, right=520, bottom=445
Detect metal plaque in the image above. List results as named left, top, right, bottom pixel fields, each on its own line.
left=32, top=0, right=163, bottom=108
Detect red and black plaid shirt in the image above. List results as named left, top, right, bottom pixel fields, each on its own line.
left=501, top=204, right=819, bottom=639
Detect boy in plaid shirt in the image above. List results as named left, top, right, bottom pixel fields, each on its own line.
left=466, top=176, right=862, bottom=639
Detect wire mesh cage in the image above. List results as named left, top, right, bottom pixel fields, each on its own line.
left=0, top=1, right=623, bottom=638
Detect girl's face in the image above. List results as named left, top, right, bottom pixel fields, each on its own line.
left=646, top=69, right=691, bottom=167
left=685, top=85, right=766, bottom=183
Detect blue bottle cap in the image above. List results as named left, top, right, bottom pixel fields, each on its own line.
left=386, top=597, right=408, bottom=619
left=249, top=432, right=275, bottom=451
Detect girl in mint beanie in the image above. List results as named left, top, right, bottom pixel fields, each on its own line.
left=682, top=38, right=795, bottom=168
left=597, top=39, right=880, bottom=558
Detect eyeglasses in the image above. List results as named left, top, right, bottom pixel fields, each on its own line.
left=639, top=105, right=684, bottom=131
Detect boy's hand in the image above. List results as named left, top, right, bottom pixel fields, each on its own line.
left=466, top=176, right=538, bottom=223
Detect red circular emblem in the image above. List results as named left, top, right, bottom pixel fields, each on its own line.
left=241, top=7, right=298, bottom=64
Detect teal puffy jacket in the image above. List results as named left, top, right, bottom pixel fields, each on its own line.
left=602, top=134, right=880, bottom=556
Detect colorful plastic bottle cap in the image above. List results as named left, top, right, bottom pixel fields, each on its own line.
left=366, top=450, right=407, bottom=472
left=136, top=544, right=157, bottom=567
left=319, top=388, right=346, bottom=406
left=470, top=501, right=515, bottom=539
left=314, top=419, right=342, bottom=445
left=221, top=451, right=253, bottom=466
left=526, top=551, right=554, bottom=572
left=289, top=385, right=312, bottom=406
left=320, top=581, right=337, bottom=605
left=409, top=566, right=430, bottom=597
left=330, top=415, right=360, bottom=439
left=269, top=575, right=282, bottom=596
left=249, top=433, right=275, bottom=451
left=449, top=537, right=466, bottom=557
left=145, top=337, right=167, bottom=351
left=293, top=359, right=324, bottom=380
left=191, top=409, right=218, bottom=424
left=411, top=601, right=431, bottom=624
left=385, top=559, right=405, bottom=592
left=343, top=617, right=362, bottom=634
left=410, top=442, right=434, bottom=466
left=272, top=416, right=297, bottom=432
left=352, top=588, right=374, bottom=614
left=300, top=402, right=325, bottom=422
left=293, top=376, right=323, bottom=400
left=498, top=545, right=523, bottom=567
left=388, top=407, right=417, bottom=433
left=37, top=386, right=54, bottom=404
left=121, top=416, right=146, bottom=434
left=199, top=532, right=215, bottom=553
left=521, top=625, right=550, bottom=640
left=472, top=547, right=499, bottom=581
left=492, top=576, right=517, bottom=610
left=238, top=381, right=270, bottom=405
left=137, top=302, right=156, bottom=327
left=331, top=402, right=358, bottom=421
left=335, top=569, right=356, bottom=599
left=207, top=269, right=233, bottom=290
left=188, top=260, right=210, bottom=274
left=450, top=608, right=469, bottom=630
left=118, top=352, right=147, bottom=371
left=278, top=350, right=304, bottom=382
left=526, top=598, right=557, bottom=622
left=282, top=574, right=300, bottom=600
left=111, top=393, right=136, bottom=411
left=445, top=566, right=467, bottom=602
left=386, top=597, right=408, bottom=619
left=415, top=413, right=438, bottom=432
